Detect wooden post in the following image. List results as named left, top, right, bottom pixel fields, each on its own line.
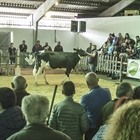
left=115, top=56, right=118, bottom=74
left=15, top=50, right=21, bottom=75
left=6, top=52, right=10, bottom=76
left=0, top=52, right=1, bottom=68
left=119, top=57, right=123, bottom=82
left=15, top=51, right=17, bottom=67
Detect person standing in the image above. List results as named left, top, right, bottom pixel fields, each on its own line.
left=54, top=41, right=63, bottom=52
left=19, top=40, right=28, bottom=67
left=19, top=40, right=27, bottom=53
left=32, top=40, right=43, bottom=53
left=8, top=43, right=17, bottom=64
left=11, top=75, right=30, bottom=107
left=7, top=94, right=71, bottom=140
left=43, top=42, right=52, bottom=51
left=0, top=87, right=26, bottom=140
left=49, top=81, right=89, bottom=140
left=80, top=72, right=111, bottom=140
left=86, top=43, right=92, bottom=53
left=96, top=82, right=133, bottom=130
left=86, top=45, right=98, bottom=73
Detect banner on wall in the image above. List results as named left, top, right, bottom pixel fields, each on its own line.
left=127, top=59, right=140, bottom=79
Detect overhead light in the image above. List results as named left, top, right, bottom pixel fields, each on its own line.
left=45, top=12, right=51, bottom=18
left=55, top=2, right=58, bottom=6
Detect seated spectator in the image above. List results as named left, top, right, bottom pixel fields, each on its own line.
left=106, top=33, right=113, bottom=44
left=11, top=75, right=30, bottom=107
left=7, top=94, right=71, bottom=140
left=106, top=42, right=114, bottom=56
left=116, top=33, right=125, bottom=48
left=111, top=33, right=117, bottom=46
left=130, top=42, right=140, bottom=59
left=104, top=100, right=140, bottom=140
left=49, top=81, right=89, bottom=140
left=92, top=96, right=133, bottom=140
left=96, top=82, right=133, bottom=130
left=80, top=72, right=111, bottom=140
left=126, top=44, right=134, bottom=56
left=119, top=43, right=129, bottom=60
left=133, top=85, right=140, bottom=99
left=0, top=87, right=26, bottom=140
left=135, top=35, right=140, bottom=47
left=101, top=42, right=108, bottom=55
left=126, top=38, right=135, bottom=46
left=124, top=33, right=130, bottom=41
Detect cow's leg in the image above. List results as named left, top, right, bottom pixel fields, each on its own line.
left=61, top=71, right=70, bottom=84
left=35, top=67, right=42, bottom=85
left=43, top=69, right=49, bottom=85
left=61, top=76, right=68, bottom=85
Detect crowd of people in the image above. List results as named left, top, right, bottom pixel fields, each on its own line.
left=99, top=33, right=140, bottom=59
left=1, top=72, right=140, bottom=140
left=6, top=40, right=63, bottom=65
left=86, top=33, right=140, bottom=79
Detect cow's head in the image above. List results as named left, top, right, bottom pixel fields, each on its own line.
left=73, top=48, right=87, bottom=57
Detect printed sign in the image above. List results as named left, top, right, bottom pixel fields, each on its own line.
left=127, top=59, right=140, bottom=79
left=24, top=54, right=35, bottom=65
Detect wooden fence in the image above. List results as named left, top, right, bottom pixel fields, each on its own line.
left=78, top=55, right=128, bottom=82
left=0, top=52, right=127, bottom=82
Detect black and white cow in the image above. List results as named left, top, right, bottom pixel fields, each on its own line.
left=33, top=48, right=87, bottom=85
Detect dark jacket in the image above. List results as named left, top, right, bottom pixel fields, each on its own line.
left=8, top=47, right=16, bottom=57
left=49, top=96, right=89, bottom=140
left=14, top=89, right=30, bottom=107
left=32, top=45, right=43, bottom=53
left=88, top=50, right=98, bottom=66
left=0, top=106, right=26, bottom=140
left=54, top=45, right=63, bottom=52
left=43, top=45, right=52, bottom=51
left=7, top=124, right=71, bottom=140
left=96, top=99, right=118, bottom=130
left=19, top=44, right=27, bottom=53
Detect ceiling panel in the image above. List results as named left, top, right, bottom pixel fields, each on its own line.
left=0, top=0, right=139, bottom=22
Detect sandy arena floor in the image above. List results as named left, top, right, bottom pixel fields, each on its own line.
left=0, top=73, right=121, bottom=105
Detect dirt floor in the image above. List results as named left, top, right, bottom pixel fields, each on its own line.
left=0, top=74, right=120, bottom=103
left=0, top=73, right=139, bottom=105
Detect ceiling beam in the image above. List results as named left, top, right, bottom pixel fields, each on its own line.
left=98, top=0, right=136, bottom=17
left=32, top=0, right=60, bottom=26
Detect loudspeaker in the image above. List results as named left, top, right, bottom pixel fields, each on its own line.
left=79, top=21, right=86, bottom=32
left=71, top=21, right=78, bottom=32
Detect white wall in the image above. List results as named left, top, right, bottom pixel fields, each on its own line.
left=0, top=27, right=77, bottom=52
left=0, top=28, right=34, bottom=52
left=0, top=15, right=140, bottom=52
left=38, top=29, right=77, bottom=52
left=79, top=16, right=140, bottom=50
